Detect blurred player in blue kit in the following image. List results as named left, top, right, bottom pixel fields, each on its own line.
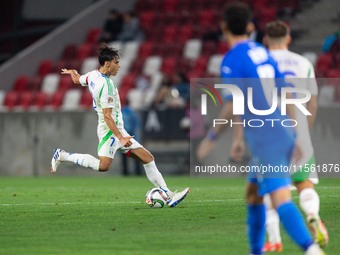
left=197, top=2, right=325, bottom=255
left=50, top=44, right=189, bottom=207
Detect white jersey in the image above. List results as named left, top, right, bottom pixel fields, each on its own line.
left=79, top=70, right=124, bottom=129
left=270, top=49, right=317, bottom=171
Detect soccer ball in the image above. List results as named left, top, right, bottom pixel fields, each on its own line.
left=145, top=188, right=168, bottom=208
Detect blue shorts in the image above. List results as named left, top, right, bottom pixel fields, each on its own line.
left=247, top=142, right=293, bottom=196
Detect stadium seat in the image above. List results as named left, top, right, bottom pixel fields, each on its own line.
left=138, top=41, right=154, bottom=59
left=123, top=41, right=140, bottom=62
left=192, top=55, right=209, bottom=73
left=61, top=44, right=77, bottom=60
left=183, top=39, right=202, bottom=60
left=207, top=54, right=224, bottom=76
left=143, top=56, right=162, bottom=76
left=139, top=11, right=156, bottom=29
left=109, top=41, right=124, bottom=52
left=33, top=91, right=48, bottom=110
left=79, top=90, right=93, bottom=109
left=129, top=58, right=145, bottom=75
left=178, top=25, right=194, bottom=44
left=201, top=41, right=218, bottom=56
left=37, top=59, right=53, bottom=77
left=315, top=53, right=333, bottom=77
left=217, top=40, right=229, bottom=54
left=58, top=75, right=73, bottom=91
left=161, top=56, right=177, bottom=76
left=302, top=52, right=317, bottom=67
left=119, top=74, right=137, bottom=105
left=199, top=9, right=216, bottom=29
left=326, top=69, right=340, bottom=79
left=77, top=43, right=94, bottom=60
left=4, top=91, right=19, bottom=110
left=28, top=76, right=43, bottom=91
left=62, top=89, right=82, bottom=110
left=85, top=28, right=101, bottom=44
left=49, top=91, right=65, bottom=109
left=41, top=73, right=60, bottom=96
left=19, top=91, right=34, bottom=110
left=163, top=0, right=180, bottom=12
left=13, top=76, right=29, bottom=91
left=81, top=57, right=99, bottom=74
left=162, top=25, right=179, bottom=43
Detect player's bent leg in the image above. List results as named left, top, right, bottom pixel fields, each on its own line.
left=295, top=181, right=329, bottom=248
left=263, top=194, right=283, bottom=253
left=98, top=156, right=113, bottom=172
left=271, top=187, right=315, bottom=252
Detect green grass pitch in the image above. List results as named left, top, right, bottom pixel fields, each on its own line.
left=0, top=176, right=339, bottom=255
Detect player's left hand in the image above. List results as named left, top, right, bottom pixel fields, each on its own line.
left=230, top=140, right=245, bottom=162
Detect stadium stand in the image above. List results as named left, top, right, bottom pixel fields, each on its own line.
left=1, top=0, right=340, bottom=112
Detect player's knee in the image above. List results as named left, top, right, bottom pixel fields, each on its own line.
left=99, top=161, right=111, bottom=172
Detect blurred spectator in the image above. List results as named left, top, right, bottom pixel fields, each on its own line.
left=117, top=11, right=144, bottom=42
left=100, top=9, right=123, bottom=43
left=121, top=99, right=142, bottom=175
left=322, top=13, right=340, bottom=53
left=153, top=72, right=189, bottom=109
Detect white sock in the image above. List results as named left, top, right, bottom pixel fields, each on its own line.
left=299, top=188, right=320, bottom=218
left=143, top=161, right=172, bottom=195
left=62, top=152, right=100, bottom=171
left=264, top=195, right=282, bottom=243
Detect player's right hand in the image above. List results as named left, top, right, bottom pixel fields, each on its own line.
left=119, top=136, right=134, bottom=148
left=230, top=140, right=245, bottom=162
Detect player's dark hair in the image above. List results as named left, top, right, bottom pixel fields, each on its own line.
left=265, top=21, right=289, bottom=38
left=222, top=2, right=252, bottom=35
left=98, top=44, right=120, bottom=66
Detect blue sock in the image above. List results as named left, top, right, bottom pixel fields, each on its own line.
left=277, top=201, right=314, bottom=251
left=247, top=204, right=266, bottom=255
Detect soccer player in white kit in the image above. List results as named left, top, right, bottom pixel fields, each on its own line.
left=50, top=44, right=189, bottom=207
left=261, top=21, right=328, bottom=252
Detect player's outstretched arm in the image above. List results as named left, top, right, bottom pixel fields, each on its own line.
left=61, top=68, right=81, bottom=85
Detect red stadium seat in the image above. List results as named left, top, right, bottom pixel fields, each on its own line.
left=316, top=54, right=333, bottom=78
left=192, top=56, right=209, bottom=73
left=178, top=25, right=193, bottom=43
left=58, top=75, right=73, bottom=91
left=4, top=91, right=19, bottom=110
left=13, top=75, right=29, bottom=91
left=129, top=58, right=145, bottom=75
left=86, top=28, right=101, bottom=44
left=326, top=69, right=340, bottom=79
left=201, top=41, right=218, bottom=56
left=37, top=59, right=53, bottom=77
left=77, top=43, right=94, bottom=60
left=28, top=76, right=43, bottom=91
left=217, top=41, right=229, bottom=54
left=33, top=91, right=49, bottom=110
left=161, top=56, right=178, bottom=75
left=163, top=0, right=180, bottom=12
left=80, top=90, right=93, bottom=109
left=119, top=74, right=137, bottom=105
left=49, top=91, right=65, bottom=109
left=162, top=25, right=179, bottom=43
left=61, top=44, right=77, bottom=60
left=139, top=11, right=155, bottom=29
left=19, top=91, right=34, bottom=110
left=199, top=9, right=216, bottom=28
left=138, top=41, right=154, bottom=58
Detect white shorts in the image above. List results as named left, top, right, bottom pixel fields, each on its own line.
left=97, top=128, right=143, bottom=159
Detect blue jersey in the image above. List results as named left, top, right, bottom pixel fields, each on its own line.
left=220, top=40, right=295, bottom=157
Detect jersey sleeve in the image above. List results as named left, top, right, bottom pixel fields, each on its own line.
left=100, top=83, right=116, bottom=109
left=79, top=74, right=89, bottom=87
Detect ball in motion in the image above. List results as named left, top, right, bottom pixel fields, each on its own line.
left=145, top=188, right=168, bottom=208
